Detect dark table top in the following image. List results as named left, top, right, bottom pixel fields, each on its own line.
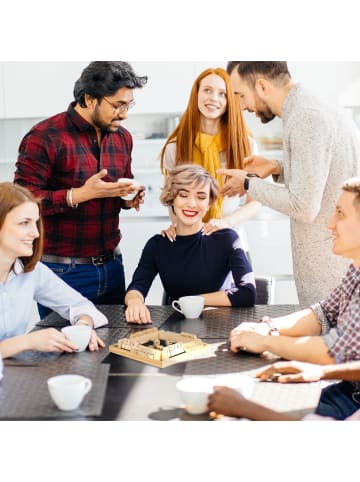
left=1, top=303, right=322, bottom=420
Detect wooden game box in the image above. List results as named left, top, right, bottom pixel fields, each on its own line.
left=109, top=327, right=211, bottom=368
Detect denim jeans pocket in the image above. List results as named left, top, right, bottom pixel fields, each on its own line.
left=44, top=262, right=73, bottom=275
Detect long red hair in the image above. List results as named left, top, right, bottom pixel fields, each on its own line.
left=160, top=67, right=251, bottom=172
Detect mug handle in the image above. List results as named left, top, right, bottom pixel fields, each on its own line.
left=83, top=378, right=92, bottom=395
left=172, top=300, right=183, bottom=314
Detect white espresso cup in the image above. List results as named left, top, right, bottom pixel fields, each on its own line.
left=176, top=377, right=213, bottom=414
left=172, top=296, right=204, bottom=319
left=61, top=325, right=92, bottom=352
left=47, top=374, right=92, bottom=411
left=118, top=178, right=142, bottom=200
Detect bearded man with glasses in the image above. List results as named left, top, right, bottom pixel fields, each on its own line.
left=15, top=61, right=147, bottom=318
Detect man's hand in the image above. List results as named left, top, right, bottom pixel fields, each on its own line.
left=256, top=360, right=325, bottom=383
left=73, top=169, right=145, bottom=203
left=122, top=188, right=146, bottom=211
left=229, top=329, right=267, bottom=354
left=217, top=168, right=247, bottom=197
left=243, top=155, right=281, bottom=179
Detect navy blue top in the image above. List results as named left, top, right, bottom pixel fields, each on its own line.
left=127, top=228, right=256, bottom=307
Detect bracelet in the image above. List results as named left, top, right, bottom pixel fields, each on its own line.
left=260, top=316, right=279, bottom=336
left=68, top=187, right=78, bottom=209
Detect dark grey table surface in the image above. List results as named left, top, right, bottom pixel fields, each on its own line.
left=1, top=303, right=322, bottom=420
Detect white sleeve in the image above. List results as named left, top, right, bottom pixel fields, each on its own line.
left=34, top=263, right=108, bottom=328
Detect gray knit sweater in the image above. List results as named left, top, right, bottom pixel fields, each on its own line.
left=249, top=83, right=360, bottom=307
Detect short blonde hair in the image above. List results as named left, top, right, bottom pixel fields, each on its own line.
left=160, top=164, right=219, bottom=207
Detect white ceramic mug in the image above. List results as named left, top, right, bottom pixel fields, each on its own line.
left=118, top=178, right=142, bottom=200
left=176, top=377, right=213, bottom=414
left=47, top=374, right=92, bottom=411
left=61, top=325, right=92, bottom=352
left=171, top=296, right=204, bottom=319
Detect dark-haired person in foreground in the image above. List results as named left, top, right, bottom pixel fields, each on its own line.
left=15, top=61, right=148, bottom=317
left=227, top=177, right=360, bottom=420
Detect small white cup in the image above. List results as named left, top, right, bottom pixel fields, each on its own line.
left=61, top=325, right=92, bottom=352
left=47, top=374, right=92, bottom=411
left=212, top=374, right=254, bottom=399
left=176, top=377, right=213, bottom=415
left=118, top=177, right=142, bottom=200
left=172, top=296, right=204, bottom=319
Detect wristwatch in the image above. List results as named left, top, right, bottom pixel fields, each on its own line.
left=260, top=316, right=279, bottom=336
left=243, top=173, right=259, bottom=191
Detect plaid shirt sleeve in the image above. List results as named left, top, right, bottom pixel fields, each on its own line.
left=311, top=266, right=360, bottom=363
left=15, top=127, right=69, bottom=215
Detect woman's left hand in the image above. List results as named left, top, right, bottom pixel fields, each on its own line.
left=201, top=218, right=230, bottom=236
left=87, top=330, right=105, bottom=351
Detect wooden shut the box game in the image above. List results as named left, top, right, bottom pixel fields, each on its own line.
left=109, top=327, right=211, bottom=367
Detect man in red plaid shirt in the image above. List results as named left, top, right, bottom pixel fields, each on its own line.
left=14, top=61, right=147, bottom=317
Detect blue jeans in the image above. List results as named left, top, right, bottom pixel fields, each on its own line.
left=315, top=381, right=360, bottom=420
left=38, top=254, right=126, bottom=319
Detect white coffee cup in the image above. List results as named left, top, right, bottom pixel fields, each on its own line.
left=172, top=296, right=204, bottom=319
left=47, top=374, right=92, bottom=411
left=61, top=325, right=92, bottom=352
left=212, top=374, right=254, bottom=399
left=176, top=377, right=213, bottom=414
left=118, top=177, right=142, bottom=200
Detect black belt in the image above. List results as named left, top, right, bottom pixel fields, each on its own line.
left=41, top=247, right=121, bottom=266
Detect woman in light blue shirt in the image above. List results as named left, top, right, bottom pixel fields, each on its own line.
left=0, top=182, right=108, bottom=359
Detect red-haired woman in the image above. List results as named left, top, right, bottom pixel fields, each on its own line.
left=160, top=67, right=261, bottom=254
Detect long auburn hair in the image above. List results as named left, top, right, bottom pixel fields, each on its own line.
left=0, top=182, right=43, bottom=272
left=160, top=67, right=251, bottom=172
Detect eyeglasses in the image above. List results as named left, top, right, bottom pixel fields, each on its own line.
left=102, top=96, right=136, bottom=113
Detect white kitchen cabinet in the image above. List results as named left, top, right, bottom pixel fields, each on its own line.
left=130, top=62, right=196, bottom=114
left=2, top=61, right=88, bottom=118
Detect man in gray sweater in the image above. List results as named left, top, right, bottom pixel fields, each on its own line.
left=219, top=61, right=360, bottom=307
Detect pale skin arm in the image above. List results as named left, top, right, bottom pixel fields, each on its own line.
left=0, top=315, right=105, bottom=358
left=0, top=328, right=77, bottom=359
left=124, top=290, right=152, bottom=324
left=230, top=331, right=334, bottom=365
left=200, top=291, right=232, bottom=307
left=231, top=309, right=322, bottom=338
